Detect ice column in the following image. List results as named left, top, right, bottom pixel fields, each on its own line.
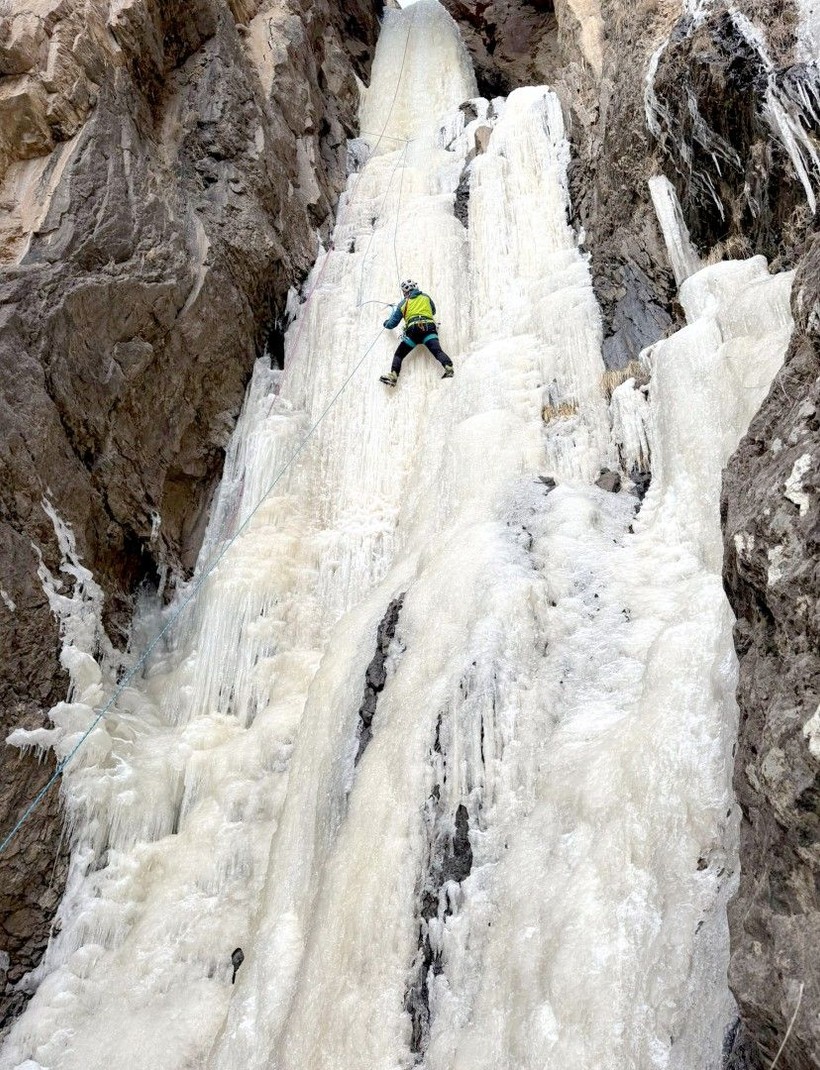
left=649, top=174, right=702, bottom=285
left=427, top=257, right=793, bottom=1070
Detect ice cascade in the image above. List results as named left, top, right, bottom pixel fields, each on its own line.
left=1, top=3, right=795, bottom=1069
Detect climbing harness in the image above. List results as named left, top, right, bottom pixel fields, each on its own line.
left=400, top=325, right=438, bottom=348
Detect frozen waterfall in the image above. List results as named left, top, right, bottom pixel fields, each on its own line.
left=1, top=2, right=795, bottom=1069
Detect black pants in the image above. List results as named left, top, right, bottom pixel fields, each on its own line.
left=391, top=322, right=452, bottom=376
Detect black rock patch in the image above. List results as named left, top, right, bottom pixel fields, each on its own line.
left=355, top=595, right=404, bottom=764
left=405, top=784, right=474, bottom=1058
left=453, top=167, right=471, bottom=228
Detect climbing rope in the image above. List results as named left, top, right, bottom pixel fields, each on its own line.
left=0, top=12, right=418, bottom=857
left=288, top=14, right=414, bottom=363
left=358, top=130, right=411, bottom=143
left=0, top=324, right=388, bottom=857
left=393, top=138, right=409, bottom=287
left=355, top=134, right=411, bottom=308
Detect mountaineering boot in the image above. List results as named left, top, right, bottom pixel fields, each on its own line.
left=441, top=364, right=454, bottom=379
left=380, top=371, right=398, bottom=387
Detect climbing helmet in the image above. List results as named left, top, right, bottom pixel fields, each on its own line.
left=400, top=279, right=418, bottom=296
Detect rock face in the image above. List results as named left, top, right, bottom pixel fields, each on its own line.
left=722, top=235, right=820, bottom=1069
left=648, top=3, right=812, bottom=267
left=562, top=0, right=678, bottom=370
left=356, top=595, right=405, bottom=764
left=440, top=0, right=562, bottom=98
left=0, top=0, right=378, bottom=1026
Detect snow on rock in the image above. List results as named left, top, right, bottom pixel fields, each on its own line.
left=784, top=450, right=813, bottom=515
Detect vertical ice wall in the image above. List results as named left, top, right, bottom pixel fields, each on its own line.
left=1, top=3, right=796, bottom=1070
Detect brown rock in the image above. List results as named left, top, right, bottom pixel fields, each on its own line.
left=3, top=909, right=41, bottom=939
left=442, top=0, right=561, bottom=98
left=474, top=124, right=492, bottom=154
left=723, top=232, right=820, bottom=1068
left=649, top=6, right=810, bottom=267
left=595, top=468, right=621, bottom=493
left=0, top=12, right=48, bottom=75
left=0, top=77, right=54, bottom=168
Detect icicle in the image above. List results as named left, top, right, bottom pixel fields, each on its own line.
left=730, top=10, right=820, bottom=214
left=649, top=174, right=702, bottom=285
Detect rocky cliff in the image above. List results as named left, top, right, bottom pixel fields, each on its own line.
left=0, top=0, right=379, bottom=1026
left=722, top=232, right=820, bottom=1069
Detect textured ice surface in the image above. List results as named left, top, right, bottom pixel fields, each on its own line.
left=1, top=3, right=796, bottom=1069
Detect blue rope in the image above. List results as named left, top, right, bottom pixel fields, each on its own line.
left=0, top=326, right=387, bottom=857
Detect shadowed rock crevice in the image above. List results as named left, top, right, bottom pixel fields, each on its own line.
left=263, top=313, right=287, bottom=371
left=453, top=166, right=471, bottom=227
left=630, top=466, right=651, bottom=504
left=355, top=595, right=404, bottom=764
left=723, top=1018, right=764, bottom=1070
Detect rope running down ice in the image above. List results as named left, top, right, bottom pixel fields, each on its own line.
left=289, top=14, right=414, bottom=360
left=0, top=325, right=388, bottom=857
left=0, top=12, right=417, bottom=857
left=355, top=135, right=411, bottom=308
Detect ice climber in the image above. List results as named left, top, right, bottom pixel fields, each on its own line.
left=379, top=280, right=454, bottom=387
